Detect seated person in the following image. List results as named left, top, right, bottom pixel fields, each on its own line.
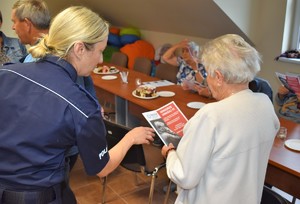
left=162, top=39, right=211, bottom=98
left=248, top=77, right=273, bottom=102
left=0, top=10, right=27, bottom=64
left=276, top=86, right=300, bottom=123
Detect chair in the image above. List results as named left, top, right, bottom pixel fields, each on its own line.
left=133, top=57, right=152, bottom=75
left=261, top=186, right=291, bottom=204
left=101, top=119, right=166, bottom=204
left=155, top=63, right=178, bottom=84
left=249, top=77, right=273, bottom=102
left=110, top=52, right=128, bottom=67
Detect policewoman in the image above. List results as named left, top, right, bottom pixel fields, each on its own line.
left=0, top=6, right=154, bottom=204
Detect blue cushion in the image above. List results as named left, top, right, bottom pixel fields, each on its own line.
left=108, top=33, right=122, bottom=47
left=120, top=34, right=140, bottom=46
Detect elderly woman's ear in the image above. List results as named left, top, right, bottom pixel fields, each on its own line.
left=215, top=70, right=224, bottom=84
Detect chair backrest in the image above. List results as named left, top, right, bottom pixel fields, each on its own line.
left=155, top=63, right=178, bottom=83
left=110, top=52, right=128, bottom=67
left=133, top=57, right=152, bottom=75
left=103, top=119, right=146, bottom=172
left=249, top=77, right=273, bottom=102
left=260, top=186, right=291, bottom=204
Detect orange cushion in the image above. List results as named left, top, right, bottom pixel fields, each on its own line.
left=120, top=40, right=155, bottom=69
left=109, top=27, right=120, bottom=35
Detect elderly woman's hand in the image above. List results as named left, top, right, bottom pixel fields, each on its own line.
left=181, top=80, right=192, bottom=90
left=178, top=39, right=189, bottom=48
left=278, top=86, right=290, bottom=100
left=195, top=85, right=212, bottom=98
left=125, top=127, right=155, bottom=145
left=161, top=143, right=176, bottom=159
left=278, top=86, right=289, bottom=95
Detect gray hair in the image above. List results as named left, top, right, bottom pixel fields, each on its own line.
left=188, top=41, right=200, bottom=57
left=30, top=6, right=109, bottom=59
left=12, top=0, right=50, bottom=30
left=200, top=34, right=261, bottom=84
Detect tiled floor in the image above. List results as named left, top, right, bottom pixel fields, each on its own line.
left=69, top=151, right=177, bottom=204
left=70, top=155, right=300, bottom=204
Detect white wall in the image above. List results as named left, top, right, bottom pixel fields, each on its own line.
left=140, top=30, right=209, bottom=50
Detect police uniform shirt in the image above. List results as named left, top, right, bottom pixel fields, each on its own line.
left=0, top=56, right=109, bottom=187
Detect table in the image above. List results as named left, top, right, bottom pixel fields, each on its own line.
left=265, top=118, right=300, bottom=199
left=91, top=62, right=300, bottom=199
left=92, top=62, right=214, bottom=126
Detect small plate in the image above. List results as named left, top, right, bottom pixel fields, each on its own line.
left=158, top=91, right=175, bottom=97
left=284, top=139, right=300, bottom=151
left=132, top=91, right=159, bottom=100
left=102, top=75, right=117, bottom=80
left=93, top=66, right=119, bottom=75
left=187, top=102, right=206, bottom=109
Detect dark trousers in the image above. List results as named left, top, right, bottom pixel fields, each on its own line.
left=0, top=154, right=79, bottom=204
left=0, top=182, right=62, bottom=204
left=62, top=154, right=78, bottom=204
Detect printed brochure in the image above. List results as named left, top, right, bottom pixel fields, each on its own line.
left=142, top=101, right=188, bottom=147
left=275, top=72, right=300, bottom=94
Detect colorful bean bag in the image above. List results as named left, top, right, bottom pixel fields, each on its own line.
left=108, top=33, right=122, bottom=47
left=119, top=27, right=141, bottom=37
left=120, top=34, right=140, bottom=46
left=120, top=40, right=155, bottom=69
left=103, top=45, right=120, bottom=62
left=109, top=27, right=120, bottom=35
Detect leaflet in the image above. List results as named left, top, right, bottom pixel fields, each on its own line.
left=275, top=72, right=300, bottom=94
left=142, top=101, right=188, bottom=147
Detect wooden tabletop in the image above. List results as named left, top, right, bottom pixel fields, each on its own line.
left=91, top=62, right=215, bottom=119
left=269, top=118, right=300, bottom=177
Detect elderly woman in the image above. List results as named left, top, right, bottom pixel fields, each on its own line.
left=162, top=39, right=211, bottom=97
left=0, top=6, right=154, bottom=204
left=162, top=34, right=280, bottom=204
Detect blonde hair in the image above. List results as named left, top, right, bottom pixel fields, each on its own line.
left=200, top=34, right=261, bottom=84
left=30, top=6, right=109, bottom=59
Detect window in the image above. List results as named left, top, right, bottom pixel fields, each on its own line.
left=291, top=0, right=300, bottom=50
left=280, top=0, right=300, bottom=64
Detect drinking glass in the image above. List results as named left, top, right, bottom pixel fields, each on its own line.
left=135, top=78, right=142, bottom=86
left=120, top=71, right=128, bottom=83
left=277, top=126, right=287, bottom=140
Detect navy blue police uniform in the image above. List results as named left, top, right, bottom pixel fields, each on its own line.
left=0, top=56, right=109, bottom=204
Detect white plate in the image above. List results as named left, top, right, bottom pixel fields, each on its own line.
left=284, top=139, right=300, bottom=151
left=102, top=75, right=117, bottom=80
left=158, top=91, right=175, bottom=97
left=132, top=90, right=159, bottom=100
left=187, top=102, right=206, bottom=109
left=93, top=67, right=119, bottom=75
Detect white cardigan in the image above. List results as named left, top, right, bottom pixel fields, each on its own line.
left=166, top=89, right=280, bottom=204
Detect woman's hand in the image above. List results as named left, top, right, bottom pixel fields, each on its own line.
left=195, top=85, right=212, bottom=98
left=161, top=143, right=176, bottom=159
left=278, top=86, right=290, bottom=100
left=278, top=86, right=289, bottom=95
left=125, top=127, right=155, bottom=145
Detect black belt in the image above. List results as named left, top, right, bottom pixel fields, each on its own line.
left=0, top=183, right=62, bottom=204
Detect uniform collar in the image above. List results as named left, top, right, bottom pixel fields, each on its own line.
left=43, top=55, right=78, bottom=82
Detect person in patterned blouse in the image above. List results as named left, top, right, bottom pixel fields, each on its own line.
left=162, top=39, right=211, bottom=98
